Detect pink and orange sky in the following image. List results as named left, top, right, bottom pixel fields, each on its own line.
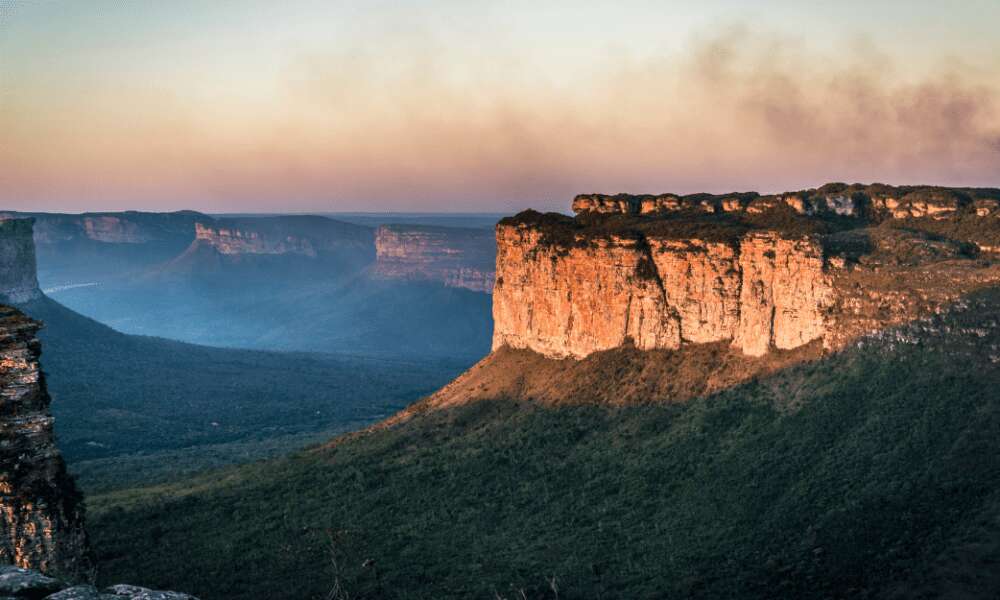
left=2, top=0, right=999, bottom=213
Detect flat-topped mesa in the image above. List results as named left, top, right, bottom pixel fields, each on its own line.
left=195, top=222, right=319, bottom=256
left=373, top=225, right=496, bottom=293
left=0, top=211, right=210, bottom=246
left=193, top=217, right=374, bottom=258
left=494, top=183, right=1000, bottom=360
left=0, top=220, right=42, bottom=304
left=0, top=307, right=91, bottom=578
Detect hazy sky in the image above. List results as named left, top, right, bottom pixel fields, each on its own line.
left=2, top=0, right=999, bottom=213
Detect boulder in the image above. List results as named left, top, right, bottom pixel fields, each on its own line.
left=0, top=566, right=64, bottom=598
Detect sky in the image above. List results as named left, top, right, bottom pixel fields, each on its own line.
left=2, top=0, right=999, bottom=213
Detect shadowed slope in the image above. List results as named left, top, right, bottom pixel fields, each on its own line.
left=16, top=295, right=464, bottom=491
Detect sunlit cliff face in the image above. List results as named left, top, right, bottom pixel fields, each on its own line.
left=1, top=3, right=999, bottom=212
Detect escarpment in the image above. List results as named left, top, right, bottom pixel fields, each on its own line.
left=0, top=306, right=90, bottom=578
left=492, top=183, right=1000, bottom=360
left=0, top=220, right=43, bottom=304
left=373, top=225, right=496, bottom=292
left=193, top=217, right=374, bottom=259
left=493, top=223, right=836, bottom=358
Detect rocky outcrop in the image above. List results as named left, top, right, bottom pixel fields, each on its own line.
left=374, top=225, right=496, bottom=293
left=572, top=193, right=758, bottom=215
left=0, top=566, right=198, bottom=599
left=572, top=183, right=1000, bottom=222
left=0, top=221, right=42, bottom=304
left=493, top=184, right=1000, bottom=360
left=0, top=307, right=90, bottom=578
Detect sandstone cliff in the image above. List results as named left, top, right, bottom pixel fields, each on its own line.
left=492, top=184, right=1000, bottom=360
left=0, top=306, right=90, bottom=578
left=0, top=220, right=42, bottom=304
left=373, top=225, right=496, bottom=293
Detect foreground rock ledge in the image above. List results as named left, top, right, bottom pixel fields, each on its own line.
left=0, top=566, right=198, bottom=599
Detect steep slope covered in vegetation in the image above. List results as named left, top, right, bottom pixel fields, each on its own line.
left=89, top=288, right=1000, bottom=599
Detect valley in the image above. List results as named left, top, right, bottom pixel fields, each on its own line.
left=8, top=210, right=497, bottom=361
left=6, top=5, right=1000, bottom=598
left=2, top=182, right=1000, bottom=598
left=0, top=214, right=491, bottom=494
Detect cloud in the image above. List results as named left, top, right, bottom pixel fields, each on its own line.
left=276, top=22, right=1000, bottom=201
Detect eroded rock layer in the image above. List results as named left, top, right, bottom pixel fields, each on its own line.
left=493, top=183, right=1000, bottom=360
left=374, top=225, right=496, bottom=293
left=0, top=307, right=90, bottom=578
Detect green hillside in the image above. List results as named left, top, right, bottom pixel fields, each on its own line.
left=88, top=289, right=1000, bottom=599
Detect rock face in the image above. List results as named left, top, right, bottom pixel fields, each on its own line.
left=0, top=221, right=42, bottom=304
left=374, top=225, right=496, bottom=293
left=493, top=183, right=1000, bottom=360
left=732, top=234, right=831, bottom=356
left=0, top=307, right=90, bottom=578
left=493, top=224, right=834, bottom=358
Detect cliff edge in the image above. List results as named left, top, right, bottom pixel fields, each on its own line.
left=493, top=183, right=1000, bottom=360
left=0, top=306, right=90, bottom=578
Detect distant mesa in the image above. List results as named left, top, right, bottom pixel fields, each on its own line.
left=0, top=210, right=209, bottom=246
left=2, top=210, right=500, bottom=297
left=192, top=216, right=374, bottom=258
left=373, top=224, right=496, bottom=293
left=0, top=219, right=43, bottom=304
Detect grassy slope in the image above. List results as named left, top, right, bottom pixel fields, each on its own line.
left=18, top=296, right=467, bottom=492
left=89, top=291, right=1000, bottom=599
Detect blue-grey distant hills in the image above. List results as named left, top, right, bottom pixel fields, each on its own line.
left=0, top=210, right=496, bottom=360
